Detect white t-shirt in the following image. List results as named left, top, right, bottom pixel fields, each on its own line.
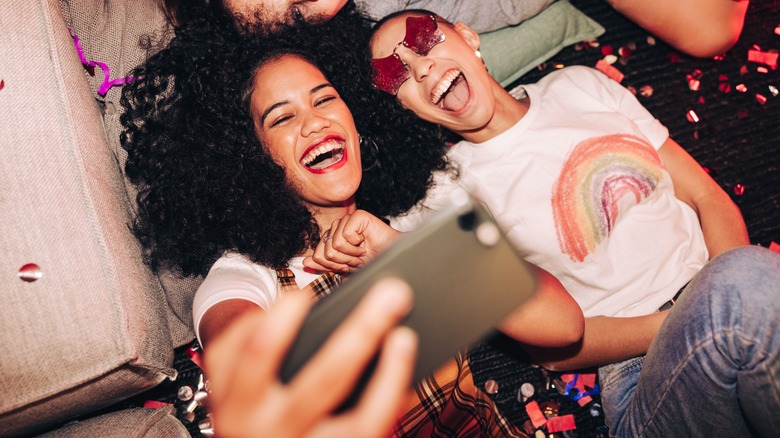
left=392, top=66, right=708, bottom=318
left=192, top=253, right=319, bottom=344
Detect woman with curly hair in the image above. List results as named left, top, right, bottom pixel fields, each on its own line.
left=121, top=9, right=584, bottom=436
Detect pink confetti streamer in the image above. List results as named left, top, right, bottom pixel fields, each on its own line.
left=69, top=29, right=134, bottom=96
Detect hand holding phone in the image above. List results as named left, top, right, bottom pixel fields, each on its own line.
left=281, top=194, right=537, bottom=406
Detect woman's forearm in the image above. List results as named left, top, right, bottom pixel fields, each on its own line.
left=522, top=310, right=669, bottom=371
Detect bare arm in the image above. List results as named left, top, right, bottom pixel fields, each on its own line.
left=522, top=311, right=668, bottom=371
left=659, top=137, right=749, bottom=256
left=204, top=279, right=418, bottom=438
left=498, top=266, right=585, bottom=348
left=606, top=0, right=748, bottom=58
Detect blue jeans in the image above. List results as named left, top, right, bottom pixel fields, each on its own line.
left=598, top=246, right=780, bottom=437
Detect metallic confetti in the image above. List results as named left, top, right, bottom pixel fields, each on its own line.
left=484, top=379, right=499, bottom=395
left=601, top=45, right=613, bottom=56
left=604, top=54, right=618, bottom=65
left=519, top=382, right=535, bottom=401
left=540, top=400, right=560, bottom=418
left=719, top=82, right=732, bottom=93
left=736, top=83, right=748, bottom=93
left=639, top=85, right=653, bottom=97
left=756, top=94, right=768, bottom=105
left=757, top=66, right=770, bottom=74
left=769, top=241, right=780, bottom=254
left=687, top=69, right=703, bottom=91
left=618, top=45, right=634, bottom=58
left=0, top=80, right=4, bottom=91
left=769, top=85, right=779, bottom=96
left=646, top=36, right=656, bottom=46
left=18, top=263, right=43, bottom=282
left=177, top=385, right=194, bottom=401
left=733, top=184, right=745, bottom=196
left=685, top=109, right=700, bottom=123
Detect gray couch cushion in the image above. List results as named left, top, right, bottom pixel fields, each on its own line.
left=60, top=0, right=201, bottom=348
left=0, top=0, right=177, bottom=434
left=38, top=407, right=189, bottom=438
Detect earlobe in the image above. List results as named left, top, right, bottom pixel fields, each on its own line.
left=453, top=22, right=481, bottom=51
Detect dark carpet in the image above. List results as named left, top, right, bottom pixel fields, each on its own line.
left=120, top=0, right=780, bottom=436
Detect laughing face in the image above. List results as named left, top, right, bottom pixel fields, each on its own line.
left=250, top=54, right=362, bottom=211
left=370, top=13, right=498, bottom=137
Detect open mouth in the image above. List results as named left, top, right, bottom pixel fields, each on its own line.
left=431, top=69, right=469, bottom=112
left=300, top=137, right=347, bottom=172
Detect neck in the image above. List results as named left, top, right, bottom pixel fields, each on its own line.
left=312, top=200, right=358, bottom=235
left=459, top=82, right=529, bottom=144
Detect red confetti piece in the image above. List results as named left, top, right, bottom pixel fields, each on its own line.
left=578, top=395, right=594, bottom=406
left=740, top=65, right=750, bottom=76
left=143, top=400, right=173, bottom=409
left=718, top=74, right=729, bottom=82
left=639, top=85, right=653, bottom=97
left=719, top=82, right=732, bottom=93
left=0, top=79, right=4, bottom=91
left=737, top=109, right=749, bottom=119
left=769, top=242, right=780, bottom=254
left=187, top=346, right=204, bottom=370
left=757, top=66, right=770, bottom=74
left=667, top=52, right=681, bottom=63
left=713, top=54, right=726, bottom=61
left=775, top=25, right=780, bottom=36
left=595, top=59, right=624, bottom=83
left=748, top=49, right=778, bottom=69
left=736, top=83, right=748, bottom=93
left=686, top=109, right=700, bottom=123
left=601, top=45, right=613, bottom=56
left=580, top=373, right=597, bottom=388
left=733, top=184, right=745, bottom=196
left=756, top=94, right=768, bottom=105
left=525, top=401, right=548, bottom=429
left=546, top=415, right=577, bottom=433
left=618, top=45, right=633, bottom=58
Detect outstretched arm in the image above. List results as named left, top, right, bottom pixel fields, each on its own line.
left=606, top=0, right=749, bottom=58
left=659, top=137, right=749, bottom=256
left=204, top=278, right=417, bottom=438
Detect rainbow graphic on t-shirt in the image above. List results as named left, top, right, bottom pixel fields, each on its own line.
left=552, top=134, right=664, bottom=262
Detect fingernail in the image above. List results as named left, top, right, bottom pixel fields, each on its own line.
left=366, top=277, right=414, bottom=315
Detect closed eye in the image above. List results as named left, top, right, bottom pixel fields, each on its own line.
left=315, top=96, right=336, bottom=106
left=270, top=114, right=293, bottom=127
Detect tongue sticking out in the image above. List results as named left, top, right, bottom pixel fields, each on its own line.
left=440, top=75, right=469, bottom=112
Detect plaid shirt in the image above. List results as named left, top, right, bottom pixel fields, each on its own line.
left=277, top=269, right=526, bottom=438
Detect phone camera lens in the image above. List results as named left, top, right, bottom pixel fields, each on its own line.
left=457, top=211, right=477, bottom=231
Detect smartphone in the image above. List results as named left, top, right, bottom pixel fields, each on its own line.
left=279, top=193, right=537, bottom=404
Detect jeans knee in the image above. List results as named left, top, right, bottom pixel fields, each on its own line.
left=697, top=245, right=780, bottom=308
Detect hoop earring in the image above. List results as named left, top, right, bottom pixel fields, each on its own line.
left=359, top=135, right=380, bottom=171
left=475, top=49, right=489, bottom=72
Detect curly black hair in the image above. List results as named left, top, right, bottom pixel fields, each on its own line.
left=121, top=3, right=450, bottom=278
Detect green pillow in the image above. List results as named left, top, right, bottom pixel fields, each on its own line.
left=479, top=0, right=605, bottom=87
